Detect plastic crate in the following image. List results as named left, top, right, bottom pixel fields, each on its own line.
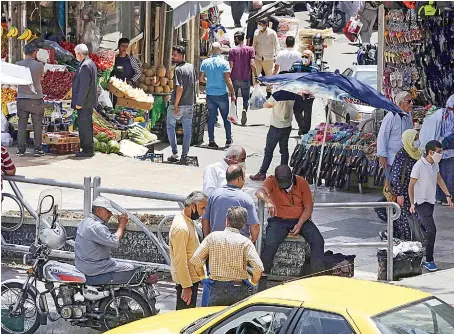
left=50, top=143, right=80, bottom=155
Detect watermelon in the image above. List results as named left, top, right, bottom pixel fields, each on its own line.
left=95, top=132, right=109, bottom=143
left=107, top=140, right=120, bottom=154
left=98, top=142, right=108, bottom=153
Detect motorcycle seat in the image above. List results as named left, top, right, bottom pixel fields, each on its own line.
left=85, top=268, right=142, bottom=286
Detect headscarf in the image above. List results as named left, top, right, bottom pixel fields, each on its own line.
left=402, top=129, right=422, bottom=160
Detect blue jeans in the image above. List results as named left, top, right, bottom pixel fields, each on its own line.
left=232, top=80, right=251, bottom=111
left=166, top=105, right=193, bottom=156
left=203, top=279, right=251, bottom=306
left=207, top=94, right=231, bottom=142
left=259, top=126, right=292, bottom=174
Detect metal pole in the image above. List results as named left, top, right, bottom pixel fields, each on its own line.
left=83, top=177, right=91, bottom=218
left=144, top=1, right=151, bottom=64
left=256, top=200, right=265, bottom=256
left=92, top=176, right=101, bottom=200
left=313, top=105, right=329, bottom=201
left=386, top=206, right=394, bottom=281
left=377, top=5, right=385, bottom=94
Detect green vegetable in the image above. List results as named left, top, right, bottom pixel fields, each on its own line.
left=107, top=140, right=120, bottom=154
left=95, top=132, right=109, bottom=143
left=98, top=142, right=108, bottom=153
left=94, top=141, right=100, bottom=152
left=127, top=124, right=157, bottom=145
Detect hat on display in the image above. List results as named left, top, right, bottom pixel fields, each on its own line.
left=92, top=196, right=120, bottom=214
left=275, top=165, right=293, bottom=189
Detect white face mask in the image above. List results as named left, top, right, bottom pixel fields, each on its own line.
left=413, top=140, right=420, bottom=149
left=431, top=152, right=442, bottom=163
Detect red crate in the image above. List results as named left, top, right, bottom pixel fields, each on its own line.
left=50, top=143, right=80, bottom=155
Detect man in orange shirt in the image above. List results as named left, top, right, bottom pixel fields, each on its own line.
left=256, top=165, right=325, bottom=275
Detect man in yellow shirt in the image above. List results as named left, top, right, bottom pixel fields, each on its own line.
left=169, top=191, right=207, bottom=310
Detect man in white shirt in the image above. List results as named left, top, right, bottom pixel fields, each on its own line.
left=273, top=36, right=302, bottom=74
left=250, top=94, right=295, bottom=181
left=203, top=145, right=247, bottom=196
left=409, top=140, right=453, bottom=272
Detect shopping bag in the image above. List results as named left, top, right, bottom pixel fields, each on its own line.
left=342, top=16, right=363, bottom=42
left=249, top=85, right=267, bottom=110
left=408, top=214, right=427, bottom=247
left=228, top=100, right=237, bottom=123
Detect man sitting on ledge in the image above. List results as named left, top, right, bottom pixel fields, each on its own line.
left=256, top=165, right=325, bottom=276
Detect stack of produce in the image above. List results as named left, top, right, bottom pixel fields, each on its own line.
left=137, top=64, right=174, bottom=94
left=1, top=87, right=17, bottom=115
left=59, top=41, right=115, bottom=71
left=42, top=70, right=74, bottom=100
left=92, top=110, right=121, bottom=141
left=94, top=133, right=120, bottom=154
left=127, top=124, right=157, bottom=145
left=108, top=77, right=154, bottom=110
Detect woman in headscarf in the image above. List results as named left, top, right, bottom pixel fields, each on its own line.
left=380, top=129, right=421, bottom=241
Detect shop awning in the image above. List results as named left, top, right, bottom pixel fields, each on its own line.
left=0, top=61, right=34, bottom=86
left=164, top=1, right=223, bottom=29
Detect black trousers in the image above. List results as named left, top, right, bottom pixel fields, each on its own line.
left=175, top=282, right=199, bottom=310
left=78, top=108, right=94, bottom=153
left=294, top=97, right=314, bottom=135
left=415, top=202, right=436, bottom=262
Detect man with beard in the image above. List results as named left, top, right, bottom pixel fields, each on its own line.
left=228, top=32, right=257, bottom=125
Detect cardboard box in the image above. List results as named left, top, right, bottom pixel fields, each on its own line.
left=116, top=97, right=153, bottom=111
left=43, top=132, right=80, bottom=145
left=106, top=82, right=126, bottom=98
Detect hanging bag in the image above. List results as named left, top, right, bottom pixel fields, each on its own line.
left=228, top=100, right=238, bottom=123
left=382, top=150, right=409, bottom=202
left=249, top=85, right=267, bottom=110
left=408, top=214, right=427, bottom=247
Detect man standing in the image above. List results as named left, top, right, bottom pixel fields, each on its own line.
left=202, top=165, right=260, bottom=242
left=253, top=18, right=279, bottom=96
left=230, top=1, right=246, bottom=28
left=200, top=42, right=236, bottom=148
left=358, top=2, right=380, bottom=44
left=409, top=140, right=453, bottom=272
left=169, top=191, right=207, bottom=310
left=273, top=36, right=302, bottom=74
left=167, top=46, right=197, bottom=165
left=250, top=93, right=295, bottom=181
left=256, top=165, right=325, bottom=275
left=191, top=206, right=264, bottom=306
left=377, top=91, right=413, bottom=178
left=203, top=145, right=247, bottom=196
left=228, top=31, right=257, bottom=125
left=112, top=38, right=141, bottom=85
left=16, top=44, right=45, bottom=157
left=72, top=44, right=97, bottom=158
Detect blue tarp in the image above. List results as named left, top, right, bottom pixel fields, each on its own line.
left=259, top=72, right=403, bottom=114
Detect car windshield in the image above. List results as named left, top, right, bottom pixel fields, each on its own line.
left=373, top=297, right=454, bottom=333
left=355, top=70, right=377, bottom=90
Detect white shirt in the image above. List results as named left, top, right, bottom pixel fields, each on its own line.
left=267, top=96, right=295, bottom=128
left=410, top=157, right=440, bottom=205
left=275, top=48, right=302, bottom=72
left=253, top=28, right=280, bottom=61
left=203, top=160, right=229, bottom=196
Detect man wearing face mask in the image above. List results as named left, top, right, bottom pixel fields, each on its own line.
left=203, top=145, right=247, bottom=196
left=72, top=44, right=98, bottom=158
left=256, top=165, right=325, bottom=276
left=409, top=140, right=453, bottom=272
left=202, top=165, right=260, bottom=242
left=169, top=191, right=208, bottom=310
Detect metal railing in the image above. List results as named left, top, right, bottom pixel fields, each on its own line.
left=2, top=175, right=401, bottom=281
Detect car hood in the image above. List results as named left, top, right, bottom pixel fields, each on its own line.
left=105, top=307, right=225, bottom=334
left=348, top=103, right=376, bottom=114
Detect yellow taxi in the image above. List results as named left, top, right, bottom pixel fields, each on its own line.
left=106, top=276, right=454, bottom=333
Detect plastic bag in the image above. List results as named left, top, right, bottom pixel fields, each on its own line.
left=249, top=85, right=267, bottom=110
left=377, top=249, right=423, bottom=281
left=98, top=87, right=113, bottom=108
left=1, top=114, right=8, bottom=132
left=82, top=21, right=101, bottom=53
left=34, top=40, right=76, bottom=65
left=228, top=100, right=237, bottom=123
left=408, top=214, right=427, bottom=247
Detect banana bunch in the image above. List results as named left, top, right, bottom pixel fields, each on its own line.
left=18, top=28, right=33, bottom=41
left=6, top=26, right=18, bottom=38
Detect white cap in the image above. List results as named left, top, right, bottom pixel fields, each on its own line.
left=92, top=196, right=120, bottom=214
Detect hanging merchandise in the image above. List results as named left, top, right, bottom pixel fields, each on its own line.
left=276, top=16, right=299, bottom=49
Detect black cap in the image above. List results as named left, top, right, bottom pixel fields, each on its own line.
left=275, top=165, right=293, bottom=189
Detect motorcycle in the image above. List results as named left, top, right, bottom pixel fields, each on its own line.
left=309, top=33, right=334, bottom=71
left=308, top=1, right=346, bottom=33
left=1, top=190, right=159, bottom=333
left=356, top=43, right=378, bottom=65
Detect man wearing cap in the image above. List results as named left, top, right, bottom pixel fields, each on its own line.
left=75, top=196, right=133, bottom=279
left=16, top=44, right=45, bottom=157
left=256, top=165, right=325, bottom=275
left=377, top=91, right=413, bottom=179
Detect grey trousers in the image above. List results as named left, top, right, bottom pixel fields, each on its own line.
left=77, top=108, right=94, bottom=153
left=17, top=98, right=44, bottom=151
left=359, top=8, right=378, bottom=44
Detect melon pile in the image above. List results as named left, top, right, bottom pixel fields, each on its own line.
left=138, top=64, right=175, bottom=94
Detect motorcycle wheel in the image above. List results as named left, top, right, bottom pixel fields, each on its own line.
left=99, top=289, right=152, bottom=331
left=1, top=282, right=40, bottom=334
left=331, top=9, right=346, bottom=32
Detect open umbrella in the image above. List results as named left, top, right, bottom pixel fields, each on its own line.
left=259, top=71, right=403, bottom=114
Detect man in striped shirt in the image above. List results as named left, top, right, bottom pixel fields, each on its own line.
left=191, top=206, right=264, bottom=306
left=1, top=146, right=16, bottom=189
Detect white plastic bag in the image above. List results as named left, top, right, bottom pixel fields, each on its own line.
left=1, top=114, right=9, bottom=132
left=98, top=87, right=113, bottom=108
left=249, top=85, right=267, bottom=110
left=228, top=101, right=237, bottom=123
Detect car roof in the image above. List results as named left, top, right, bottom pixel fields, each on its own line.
left=352, top=65, right=377, bottom=72
left=250, top=276, right=430, bottom=316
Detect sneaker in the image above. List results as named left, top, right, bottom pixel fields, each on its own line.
left=241, top=110, right=247, bottom=126
left=250, top=172, right=266, bottom=181
left=208, top=141, right=219, bottom=148
left=423, top=261, right=438, bottom=272
left=178, top=156, right=188, bottom=165
left=34, top=149, right=45, bottom=157
left=379, top=231, right=388, bottom=241
left=226, top=139, right=233, bottom=147
left=16, top=150, right=25, bottom=157
left=167, top=154, right=179, bottom=163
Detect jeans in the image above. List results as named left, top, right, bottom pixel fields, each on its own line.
left=232, top=80, right=251, bottom=111
left=207, top=94, right=231, bottom=142
left=261, top=217, right=325, bottom=275
left=415, top=202, right=436, bottom=262
left=77, top=108, right=94, bottom=153
left=293, top=97, right=314, bottom=135
left=259, top=126, right=292, bottom=174
left=166, top=105, right=193, bottom=156
left=205, top=280, right=250, bottom=306
left=17, top=99, right=44, bottom=151
left=175, top=282, right=199, bottom=310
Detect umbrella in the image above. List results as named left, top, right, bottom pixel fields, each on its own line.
left=0, top=62, right=33, bottom=86
left=259, top=71, right=403, bottom=114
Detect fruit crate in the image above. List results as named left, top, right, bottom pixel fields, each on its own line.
left=50, top=143, right=80, bottom=155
